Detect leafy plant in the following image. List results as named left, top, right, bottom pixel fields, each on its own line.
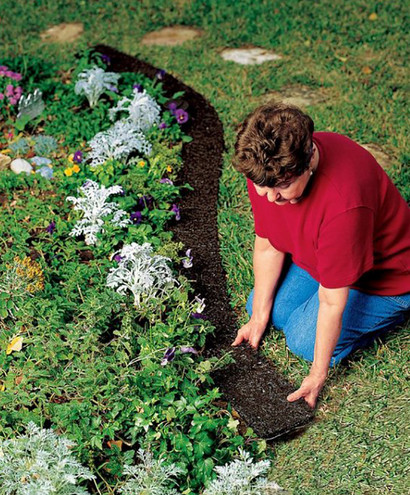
left=109, top=88, right=161, bottom=132
left=0, top=422, right=95, bottom=495
left=66, top=180, right=130, bottom=245
left=87, top=119, right=152, bottom=168
left=203, top=449, right=283, bottom=495
left=74, top=66, right=120, bottom=108
left=119, top=449, right=183, bottom=495
left=106, top=242, right=177, bottom=307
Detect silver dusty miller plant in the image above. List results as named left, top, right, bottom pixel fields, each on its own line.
left=17, top=88, right=45, bottom=120
left=0, top=422, right=94, bottom=495
left=109, top=88, right=161, bottom=132
left=119, top=449, right=183, bottom=495
left=74, top=66, right=120, bottom=108
left=203, top=449, right=284, bottom=495
left=107, top=242, right=177, bottom=307
left=87, top=119, right=152, bottom=168
left=66, top=180, right=130, bottom=245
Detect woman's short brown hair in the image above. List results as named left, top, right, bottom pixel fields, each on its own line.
left=233, top=102, right=314, bottom=187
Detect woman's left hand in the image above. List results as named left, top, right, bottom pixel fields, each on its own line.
left=286, top=370, right=327, bottom=409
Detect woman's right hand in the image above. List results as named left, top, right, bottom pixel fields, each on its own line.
left=231, top=318, right=268, bottom=349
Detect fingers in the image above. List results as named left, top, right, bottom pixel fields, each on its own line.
left=231, top=333, right=244, bottom=346
left=287, top=387, right=317, bottom=409
left=287, top=388, right=303, bottom=402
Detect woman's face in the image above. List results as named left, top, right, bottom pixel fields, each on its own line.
left=253, top=168, right=312, bottom=205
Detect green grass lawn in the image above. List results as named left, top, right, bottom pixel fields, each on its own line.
left=2, top=1, right=409, bottom=493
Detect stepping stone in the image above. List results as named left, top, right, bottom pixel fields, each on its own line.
left=361, top=143, right=394, bottom=170
left=262, top=85, right=327, bottom=107
left=221, top=47, right=282, bottom=65
left=141, top=26, right=203, bottom=46
left=40, top=23, right=84, bottom=43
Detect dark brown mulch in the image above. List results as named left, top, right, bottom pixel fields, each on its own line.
left=94, top=45, right=314, bottom=439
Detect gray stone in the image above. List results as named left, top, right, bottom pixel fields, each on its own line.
left=40, top=23, right=84, bottom=43
left=10, top=158, right=33, bottom=175
left=220, top=47, right=282, bottom=65
left=262, top=85, right=328, bottom=107
left=141, top=26, right=203, bottom=46
left=361, top=143, right=393, bottom=170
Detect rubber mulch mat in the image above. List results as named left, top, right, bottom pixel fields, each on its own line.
left=94, top=44, right=314, bottom=439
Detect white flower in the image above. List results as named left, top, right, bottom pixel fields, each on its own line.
left=194, top=296, right=206, bottom=314
left=67, top=180, right=130, bottom=245
left=87, top=119, right=152, bottom=168
left=109, top=88, right=161, bottom=132
left=75, top=66, right=120, bottom=107
left=107, top=242, right=177, bottom=307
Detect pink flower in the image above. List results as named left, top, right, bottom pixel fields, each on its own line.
left=9, top=97, right=18, bottom=105
left=0, top=93, right=4, bottom=101
left=12, top=73, right=22, bottom=81
left=0, top=65, right=8, bottom=71
left=5, top=71, right=14, bottom=78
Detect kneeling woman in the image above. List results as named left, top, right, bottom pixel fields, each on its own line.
left=232, top=102, right=410, bottom=408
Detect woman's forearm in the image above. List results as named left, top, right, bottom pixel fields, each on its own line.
left=252, top=235, right=285, bottom=324
left=312, top=286, right=350, bottom=376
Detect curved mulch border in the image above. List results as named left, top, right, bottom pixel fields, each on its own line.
left=94, top=44, right=313, bottom=439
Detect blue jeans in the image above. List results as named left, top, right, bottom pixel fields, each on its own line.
left=246, top=263, right=410, bottom=366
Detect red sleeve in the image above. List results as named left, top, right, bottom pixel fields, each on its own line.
left=247, top=179, right=268, bottom=238
left=317, top=207, right=375, bottom=288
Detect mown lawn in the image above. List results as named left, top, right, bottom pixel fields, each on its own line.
left=2, top=1, right=409, bottom=493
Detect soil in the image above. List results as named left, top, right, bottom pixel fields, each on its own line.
left=93, top=45, right=314, bottom=439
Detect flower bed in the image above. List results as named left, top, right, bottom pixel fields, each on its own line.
left=0, top=51, right=284, bottom=494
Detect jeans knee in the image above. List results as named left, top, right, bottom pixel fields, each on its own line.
left=284, top=327, right=315, bottom=362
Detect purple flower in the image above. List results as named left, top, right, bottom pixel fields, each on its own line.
left=108, top=85, right=118, bottom=93
left=130, top=211, right=142, bottom=224
left=180, top=346, right=198, bottom=355
left=168, top=102, right=178, bottom=115
left=114, top=254, right=123, bottom=262
left=160, top=178, right=173, bottom=185
left=171, top=204, right=181, bottom=221
left=46, top=221, right=56, bottom=234
left=133, top=84, right=143, bottom=92
left=159, top=122, right=167, bottom=129
left=175, top=109, right=189, bottom=124
left=182, top=248, right=193, bottom=268
left=191, top=312, right=207, bottom=320
left=161, top=347, right=176, bottom=366
left=156, top=69, right=166, bottom=80
left=138, top=195, right=153, bottom=208
left=73, top=151, right=83, bottom=164
left=101, top=54, right=111, bottom=65
left=0, top=65, right=8, bottom=71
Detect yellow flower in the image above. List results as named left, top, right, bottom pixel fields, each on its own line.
left=138, top=160, right=146, bottom=168
left=64, top=167, right=73, bottom=176
left=72, top=164, right=80, bottom=173
left=6, top=336, right=23, bottom=355
left=68, top=153, right=74, bottom=163
left=368, top=12, right=378, bottom=21
left=1, top=149, right=11, bottom=154
left=166, top=165, right=173, bottom=173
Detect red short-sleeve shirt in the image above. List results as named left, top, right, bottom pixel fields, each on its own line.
left=247, top=132, right=410, bottom=295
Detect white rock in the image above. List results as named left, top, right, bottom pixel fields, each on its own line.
left=220, top=47, right=282, bottom=65
left=10, top=158, right=33, bottom=175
